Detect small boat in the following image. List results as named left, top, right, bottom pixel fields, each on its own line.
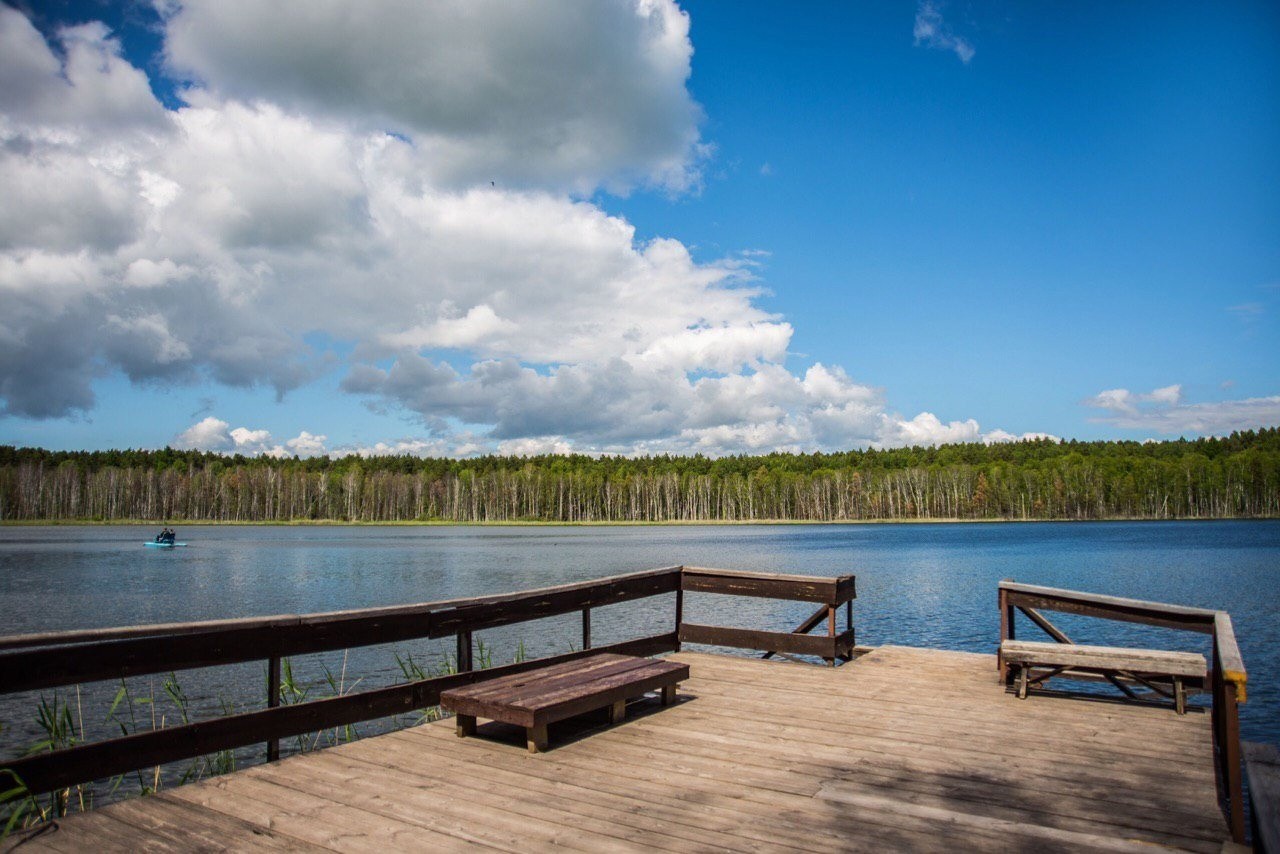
left=144, top=541, right=188, bottom=548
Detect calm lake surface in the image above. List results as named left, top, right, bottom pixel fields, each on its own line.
left=1, top=520, right=1277, bottom=762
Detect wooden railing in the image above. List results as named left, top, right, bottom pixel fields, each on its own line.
left=679, top=567, right=856, bottom=664
left=0, top=565, right=853, bottom=799
left=997, top=580, right=1249, bottom=844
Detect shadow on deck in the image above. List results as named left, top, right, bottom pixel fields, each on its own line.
left=16, top=647, right=1227, bottom=853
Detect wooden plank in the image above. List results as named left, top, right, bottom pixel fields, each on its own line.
left=165, top=772, right=476, bottom=852
left=680, top=566, right=853, bottom=603
left=999, top=581, right=1217, bottom=632
left=1246, top=742, right=1280, bottom=854
left=0, top=566, right=681, bottom=654
left=441, top=653, right=642, bottom=704
left=290, top=745, right=803, bottom=853
left=1000, top=640, right=1207, bottom=677
left=531, top=663, right=687, bottom=726
left=342, top=735, right=821, bottom=853
left=0, top=566, right=680, bottom=693
left=397, top=728, right=1072, bottom=853
left=89, top=794, right=324, bottom=851
left=2, top=632, right=678, bottom=794
left=598, top=711, right=1224, bottom=839
left=0, top=611, right=433, bottom=694
left=680, top=622, right=853, bottom=657
left=411, top=719, right=1214, bottom=853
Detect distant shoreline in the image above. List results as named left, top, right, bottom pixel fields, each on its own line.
left=2, top=516, right=1272, bottom=527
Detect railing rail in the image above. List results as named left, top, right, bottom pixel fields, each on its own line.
left=679, top=567, right=856, bottom=664
left=997, top=580, right=1248, bottom=843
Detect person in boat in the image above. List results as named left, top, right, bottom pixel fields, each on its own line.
left=163, top=528, right=176, bottom=544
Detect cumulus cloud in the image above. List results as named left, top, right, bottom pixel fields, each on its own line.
left=1, top=3, right=1028, bottom=454
left=1084, top=385, right=1280, bottom=435
left=913, top=1, right=975, bottom=64
left=1084, top=384, right=1184, bottom=416
left=161, top=0, right=705, bottom=194
left=174, top=416, right=328, bottom=457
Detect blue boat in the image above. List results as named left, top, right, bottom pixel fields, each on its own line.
left=144, top=541, right=187, bottom=548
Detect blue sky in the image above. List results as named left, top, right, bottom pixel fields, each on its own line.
left=1, top=1, right=1277, bottom=457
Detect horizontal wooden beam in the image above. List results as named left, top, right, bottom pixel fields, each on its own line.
left=428, top=567, right=680, bottom=638
left=0, top=567, right=682, bottom=694
left=0, top=612, right=434, bottom=694
left=1, top=633, right=679, bottom=796
left=999, top=581, right=1216, bottom=633
left=681, top=567, right=855, bottom=604
left=679, top=623, right=855, bottom=658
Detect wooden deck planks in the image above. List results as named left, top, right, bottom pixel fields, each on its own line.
left=14, top=645, right=1229, bottom=853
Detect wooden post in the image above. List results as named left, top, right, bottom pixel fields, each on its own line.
left=674, top=586, right=684, bottom=651
left=266, top=655, right=280, bottom=762
left=825, top=604, right=836, bottom=666
left=582, top=608, right=591, bottom=650
left=998, top=581, right=1015, bottom=682
left=1213, top=638, right=1246, bottom=844
left=456, top=631, right=473, bottom=673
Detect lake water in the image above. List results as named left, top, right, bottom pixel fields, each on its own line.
left=1, top=520, right=1277, bottom=768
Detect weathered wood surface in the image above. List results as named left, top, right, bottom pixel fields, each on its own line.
left=679, top=622, right=855, bottom=658
left=999, top=581, right=1217, bottom=632
left=1246, top=742, right=1280, bottom=853
left=12, top=647, right=1228, bottom=853
left=441, top=653, right=687, bottom=730
left=1214, top=610, right=1248, bottom=699
left=681, top=566, right=855, bottom=604
left=1001, top=640, right=1208, bottom=677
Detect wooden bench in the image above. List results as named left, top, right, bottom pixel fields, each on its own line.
left=1000, top=640, right=1206, bottom=714
left=440, top=653, right=689, bottom=753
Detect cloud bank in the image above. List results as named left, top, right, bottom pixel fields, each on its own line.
left=5, top=2, right=1038, bottom=456
left=1084, top=385, right=1280, bottom=435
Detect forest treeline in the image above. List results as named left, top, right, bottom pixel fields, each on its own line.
left=1, top=429, right=1277, bottom=523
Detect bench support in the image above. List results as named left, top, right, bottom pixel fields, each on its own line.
left=527, top=723, right=548, bottom=753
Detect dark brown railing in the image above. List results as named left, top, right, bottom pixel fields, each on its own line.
left=0, top=565, right=853, bottom=798
left=679, top=566, right=856, bottom=664
left=997, top=580, right=1249, bottom=844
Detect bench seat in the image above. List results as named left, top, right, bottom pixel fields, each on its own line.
left=440, top=653, right=688, bottom=752
left=1000, top=640, right=1207, bottom=713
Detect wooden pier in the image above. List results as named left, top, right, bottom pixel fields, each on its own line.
left=0, top=568, right=1253, bottom=851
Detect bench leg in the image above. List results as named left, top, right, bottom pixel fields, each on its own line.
left=661, top=684, right=677, bottom=706
left=455, top=714, right=476, bottom=738
left=1174, top=677, right=1186, bottom=715
left=527, top=723, right=548, bottom=753
left=609, top=699, right=627, bottom=724
left=1017, top=665, right=1029, bottom=700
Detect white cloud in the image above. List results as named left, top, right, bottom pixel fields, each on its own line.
left=0, top=4, right=1032, bottom=454
left=913, top=1, right=975, bottom=64
left=1084, top=386, right=1280, bottom=435
left=1085, top=384, right=1184, bottom=416
left=175, top=416, right=232, bottom=451
left=981, top=429, right=1060, bottom=445
left=175, top=417, right=329, bottom=457
left=161, top=0, right=705, bottom=194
